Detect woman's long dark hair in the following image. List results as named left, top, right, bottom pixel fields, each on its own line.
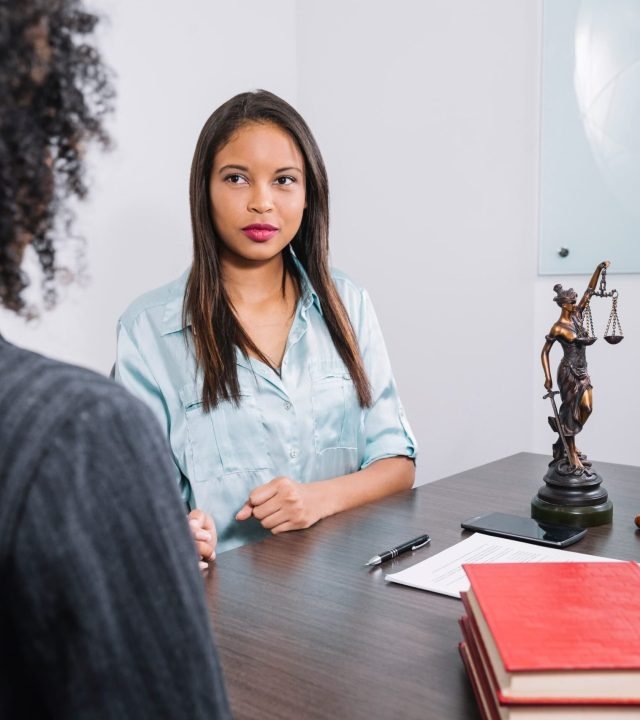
left=185, top=89, right=371, bottom=410
left=0, top=0, right=114, bottom=315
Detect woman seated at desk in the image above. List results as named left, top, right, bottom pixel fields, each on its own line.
left=115, top=90, right=417, bottom=559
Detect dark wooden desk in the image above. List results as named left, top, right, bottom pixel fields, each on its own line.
left=205, top=452, right=640, bottom=720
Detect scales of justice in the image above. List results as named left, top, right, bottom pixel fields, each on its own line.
left=532, top=260, right=624, bottom=527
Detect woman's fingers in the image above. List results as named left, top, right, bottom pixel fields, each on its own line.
left=188, top=509, right=217, bottom=561
left=235, top=503, right=253, bottom=521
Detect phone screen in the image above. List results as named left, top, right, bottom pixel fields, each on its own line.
left=460, top=512, right=587, bottom=548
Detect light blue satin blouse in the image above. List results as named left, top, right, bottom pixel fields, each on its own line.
left=115, top=260, right=417, bottom=553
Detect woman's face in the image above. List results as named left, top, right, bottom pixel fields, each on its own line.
left=209, top=121, right=306, bottom=267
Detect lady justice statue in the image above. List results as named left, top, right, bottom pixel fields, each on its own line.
left=532, top=260, right=621, bottom=527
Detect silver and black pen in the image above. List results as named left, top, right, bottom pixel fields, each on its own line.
left=365, top=533, right=431, bottom=566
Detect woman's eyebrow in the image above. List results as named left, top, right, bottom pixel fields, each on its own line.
left=217, top=164, right=303, bottom=174
left=218, top=164, right=249, bottom=173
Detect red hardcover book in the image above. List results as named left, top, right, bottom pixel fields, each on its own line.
left=459, top=616, right=500, bottom=720
left=461, top=562, right=640, bottom=703
left=459, top=640, right=498, bottom=720
left=459, top=618, right=640, bottom=718
left=460, top=611, right=503, bottom=713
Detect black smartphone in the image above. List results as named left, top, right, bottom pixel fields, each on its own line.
left=460, top=511, right=587, bottom=548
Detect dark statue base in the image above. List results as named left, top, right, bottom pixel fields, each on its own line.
left=531, top=460, right=613, bottom=527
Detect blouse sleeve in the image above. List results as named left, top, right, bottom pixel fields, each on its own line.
left=114, top=321, right=192, bottom=506
left=356, top=289, right=418, bottom=469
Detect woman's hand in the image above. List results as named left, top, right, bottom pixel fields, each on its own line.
left=544, top=377, right=553, bottom=392
left=235, top=476, right=321, bottom=534
left=188, top=508, right=217, bottom=571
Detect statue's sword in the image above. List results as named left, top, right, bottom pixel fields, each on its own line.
left=543, top=390, right=572, bottom=464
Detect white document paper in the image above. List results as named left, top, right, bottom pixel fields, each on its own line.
left=385, top=532, right=620, bottom=599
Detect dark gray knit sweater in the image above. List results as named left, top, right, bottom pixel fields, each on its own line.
left=0, top=336, right=231, bottom=719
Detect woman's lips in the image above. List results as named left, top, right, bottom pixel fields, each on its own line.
left=242, top=224, right=278, bottom=242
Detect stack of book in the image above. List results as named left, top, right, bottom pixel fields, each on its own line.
left=458, top=561, right=640, bottom=719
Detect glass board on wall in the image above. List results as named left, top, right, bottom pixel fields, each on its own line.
left=539, top=0, right=640, bottom=275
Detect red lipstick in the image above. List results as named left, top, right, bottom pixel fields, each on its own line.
left=242, top=224, right=278, bottom=242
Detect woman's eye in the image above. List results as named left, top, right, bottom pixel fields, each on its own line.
left=224, top=174, right=248, bottom=185
left=275, top=176, right=295, bottom=186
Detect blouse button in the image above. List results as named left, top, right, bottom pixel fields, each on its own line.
left=289, top=449, right=298, bottom=459
left=284, top=401, right=292, bottom=411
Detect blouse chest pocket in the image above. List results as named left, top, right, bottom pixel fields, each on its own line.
left=310, top=362, right=360, bottom=453
left=179, top=384, right=272, bottom=480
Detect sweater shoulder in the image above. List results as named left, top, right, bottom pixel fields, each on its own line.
left=0, top=342, right=152, bottom=446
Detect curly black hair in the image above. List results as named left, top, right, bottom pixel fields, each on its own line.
left=0, top=0, right=114, bottom=315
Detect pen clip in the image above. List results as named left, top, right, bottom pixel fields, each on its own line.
left=411, top=538, right=431, bottom=551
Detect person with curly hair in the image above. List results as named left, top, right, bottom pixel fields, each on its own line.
left=0, top=2, right=230, bottom=717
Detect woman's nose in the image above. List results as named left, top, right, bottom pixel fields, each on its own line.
left=248, top=184, right=273, bottom=214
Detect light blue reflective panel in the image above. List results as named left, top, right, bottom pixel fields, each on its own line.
left=540, top=0, right=640, bottom=275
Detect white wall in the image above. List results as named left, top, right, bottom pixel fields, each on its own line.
left=296, top=0, right=540, bottom=483
left=3, top=1, right=636, bottom=485
left=1, top=0, right=297, bottom=373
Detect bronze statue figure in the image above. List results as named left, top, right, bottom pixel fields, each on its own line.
left=532, top=260, right=619, bottom=527
left=540, top=260, right=609, bottom=471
